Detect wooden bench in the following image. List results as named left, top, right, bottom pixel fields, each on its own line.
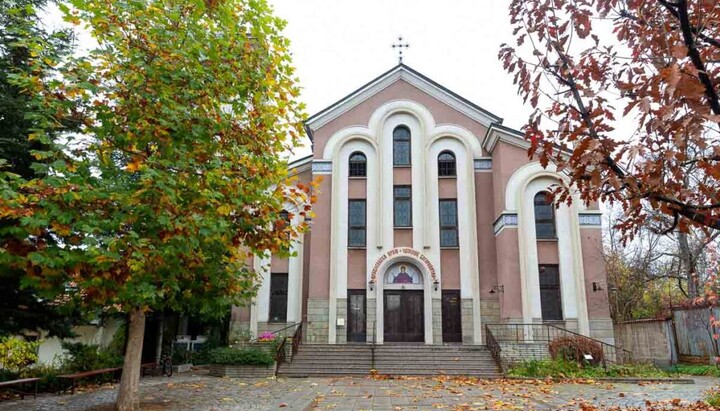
left=0, top=378, right=40, bottom=399
left=58, top=367, right=122, bottom=395
left=141, top=362, right=157, bottom=377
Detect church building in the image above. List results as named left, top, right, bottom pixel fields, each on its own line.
left=231, top=64, right=614, bottom=346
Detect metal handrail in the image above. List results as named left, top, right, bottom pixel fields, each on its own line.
left=484, top=325, right=504, bottom=373
left=484, top=323, right=632, bottom=366
left=248, top=322, right=298, bottom=343
left=291, top=323, right=302, bottom=358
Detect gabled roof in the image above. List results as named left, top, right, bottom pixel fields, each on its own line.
left=304, top=64, right=504, bottom=141
left=482, top=123, right=530, bottom=153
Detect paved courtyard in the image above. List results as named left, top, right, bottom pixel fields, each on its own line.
left=0, top=371, right=717, bottom=411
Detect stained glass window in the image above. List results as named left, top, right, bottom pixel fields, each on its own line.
left=393, top=186, right=412, bottom=227
left=438, top=151, right=456, bottom=177
left=393, top=126, right=411, bottom=166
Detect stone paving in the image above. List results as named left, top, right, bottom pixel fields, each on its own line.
left=0, top=371, right=717, bottom=411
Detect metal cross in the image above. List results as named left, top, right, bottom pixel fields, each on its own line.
left=391, top=36, right=410, bottom=64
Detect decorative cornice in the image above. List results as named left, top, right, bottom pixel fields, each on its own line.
left=493, top=212, right=518, bottom=235
left=474, top=158, right=492, bottom=172
left=482, top=123, right=530, bottom=154
left=311, top=160, right=332, bottom=174
left=578, top=212, right=602, bottom=227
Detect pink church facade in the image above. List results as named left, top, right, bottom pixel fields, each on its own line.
left=231, top=64, right=614, bottom=345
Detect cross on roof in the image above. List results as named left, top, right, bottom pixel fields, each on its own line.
left=391, top=36, right=410, bottom=64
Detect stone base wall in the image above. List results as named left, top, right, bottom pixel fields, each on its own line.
left=228, top=321, right=250, bottom=342
left=366, top=298, right=376, bottom=343
left=336, top=298, right=347, bottom=344
left=461, top=299, right=475, bottom=344
left=479, top=299, right=500, bottom=344
left=499, top=342, right=549, bottom=367
left=590, top=318, right=616, bottom=345
left=306, top=298, right=329, bottom=343
left=208, top=364, right=276, bottom=378
left=432, top=298, right=442, bottom=344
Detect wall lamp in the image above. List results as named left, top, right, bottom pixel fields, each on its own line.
left=489, top=284, right=504, bottom=294
left=592, top=281, right=604, bottom=292
left=433, top=280, right=440, bottom=291
left=368, top=280, right=375, bottom=292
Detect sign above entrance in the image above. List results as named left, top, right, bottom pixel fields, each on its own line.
left=370, top=247, right=438, bottom=283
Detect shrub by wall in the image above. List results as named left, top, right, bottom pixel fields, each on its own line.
left=549, top=336, right=604, bottom=366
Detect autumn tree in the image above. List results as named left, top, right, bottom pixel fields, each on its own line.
left=0, top=0, right=79, bottom=338
left=0, top=0, right=312, bottom=410
left=500, top=0, right=720, bottom=237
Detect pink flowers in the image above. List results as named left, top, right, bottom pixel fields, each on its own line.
left=258, top=332, right=275, bottom=342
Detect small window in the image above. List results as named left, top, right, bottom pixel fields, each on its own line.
left=393, top=126, right=411, bottom=166
left=539, top=265, right=562, bottom=321
left=438, top=151, right=456, bottom=177
left=534, top=192, right=556, bottom=239
left=393, top=186, right=412, bottom=227
left=348, top=200, right=366, bottom=247
left=439, top=199, right=458, bottom=247
left=349, top=152, right=367, bottom=177
left=269, top=273, right=289, bottom=322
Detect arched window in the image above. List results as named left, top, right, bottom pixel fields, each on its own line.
left=437, top=151, right=456, bottom=177
left=349, top=152, right=367, bottom=177
left=393, top=125, right=411, bottom=166
left=534, top=192, right=556, bottom=239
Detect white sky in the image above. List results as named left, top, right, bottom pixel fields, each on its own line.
left=266, top=0, right=531, bottom=157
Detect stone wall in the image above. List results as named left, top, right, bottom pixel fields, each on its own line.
left=590, top=318, right=616, bottom=345
left=336, top=298, right=347, bottom=344
left=461, top=299, right=475, bottom=344
left=432, top=298, right=442, bottom=344
left=499, top=342, right=550, bottom=367
left=614, top=319, right=676, bottom=366
left=479, top=299, right=500, bottom=344
left=208, top=364, right=276, bottom=378
left=306, top=298, right=329, bottom=343
left=366, top=298, right=376, bottom=343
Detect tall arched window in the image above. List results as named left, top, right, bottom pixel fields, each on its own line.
left=534, top=192, right=556, bottom=239
left=437, top=151, right=456, bottom=177
left=349, top=152, right=367, bottom=177
left=393, top=125, right=411, bottom=166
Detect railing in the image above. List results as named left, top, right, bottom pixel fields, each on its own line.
left=484, top=325, right=504, bottom=373
left=291, top=323, right=303, bottom=358
left=249, top=322, right=299, bottom=343
left=275, top=336, right=287, bottom=371
left=485, top=323, right=632, bottom=367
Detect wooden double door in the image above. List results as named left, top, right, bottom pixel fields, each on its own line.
left=384, top=290, right=424, bottom=342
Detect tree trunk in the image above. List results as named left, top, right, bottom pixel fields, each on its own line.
left=677, top=231, right=698, bottom=297
left=116, top=307, right=146, bottom=411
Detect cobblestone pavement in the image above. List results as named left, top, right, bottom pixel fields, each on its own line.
left=0, top=372, right=717, bottom=411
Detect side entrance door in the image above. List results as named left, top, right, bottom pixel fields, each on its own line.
left=441, top=290, right=462, bottom=343
left=347, top=290, right=366, bottom=343
left=384, top=290, right=424, bottom=342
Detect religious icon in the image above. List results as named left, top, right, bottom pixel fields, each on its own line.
left=392, top=265, right=414, bottom=284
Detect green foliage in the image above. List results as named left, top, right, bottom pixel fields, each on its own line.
left=171, top=347, right=192, bottom=365
left=548, top=336, right=604, bottom=366
left=0, top=0, right=79, bottom=339
left=0, top=336, right=39, bottom=372
left=206, top=347, right=274, bottom=366
left=60, top=342, right=122, bottom=373
left=706, top=389, right=720, bottom=407
left=507, top=358, right=669, bottom=379
left=671, top=364, right=720, bottom=377
left=19, top=363, right=64, bottom=392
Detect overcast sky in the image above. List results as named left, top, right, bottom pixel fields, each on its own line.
left=267, top=0, right=530, bottom=157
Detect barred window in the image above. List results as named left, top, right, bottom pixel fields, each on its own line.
left=393, top=186, right=412, bottom=227
left=439, top=199, right=458, bottom=247
left=438, top=151, right=456, bottom=177
left=348, top=200, right=366, bottom=247
left=349, top=152, right=366, bottom=177
left=393, top=126, right=411, bottom=166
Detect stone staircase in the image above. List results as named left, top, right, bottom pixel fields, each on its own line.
left=277, top=344, right=502, bottom=378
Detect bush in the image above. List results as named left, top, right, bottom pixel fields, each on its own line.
left=207, top=347, right=274, bottom=366
left=0, top=337, right=40, bottom=372
left=20, top=364, right=64, bottom=392
left=549, top=336, right=604, bottom=366
left=60, top=342, right=122, bottom=373
left=671, top=364, right=720, bottom=377
left=507, top=358, right=668, bottom=379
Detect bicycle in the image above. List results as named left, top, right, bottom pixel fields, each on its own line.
left=161, top=354, right=173, bottom=377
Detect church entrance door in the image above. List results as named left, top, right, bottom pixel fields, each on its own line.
left=384, top=290, right=424, bottom=342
